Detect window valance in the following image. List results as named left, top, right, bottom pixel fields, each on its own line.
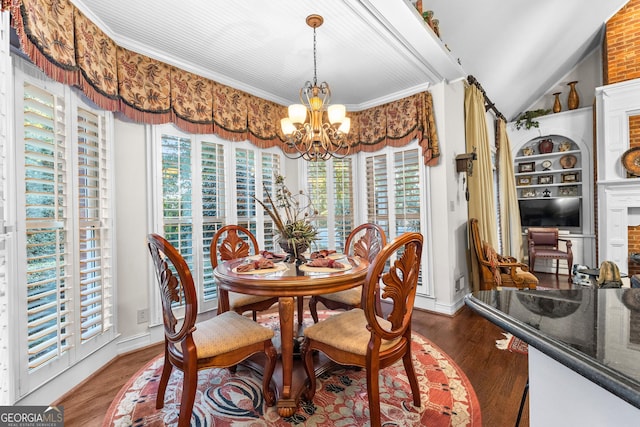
left=4, top=0, right=439, bottom=164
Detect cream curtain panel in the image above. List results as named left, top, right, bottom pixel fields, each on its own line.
left=464, top=84, right=498, bottom=291
left=497, top=119, right=523, bottom=260
left=3, top=0, right=441, bottom=164
left=464, top=84, right=498, bottom=246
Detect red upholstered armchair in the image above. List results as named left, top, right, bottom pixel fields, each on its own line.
left=527, top=227, right=573, bottom=281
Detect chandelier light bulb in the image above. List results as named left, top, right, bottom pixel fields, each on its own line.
left=288, top=104, right=307, bottom=124
left=327, top=104, right=346, bottom=124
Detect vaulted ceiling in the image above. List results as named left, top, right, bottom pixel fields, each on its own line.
left=71, top=0, right=629, bottom=121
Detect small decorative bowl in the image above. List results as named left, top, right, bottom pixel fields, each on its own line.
left=522, top=147, right=534, bottom=156
left=558, top=142, right=571, bottom=152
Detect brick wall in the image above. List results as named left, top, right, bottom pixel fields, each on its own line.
left=631, top=115, right=640, bottom=149
left=604, top=0, right=640, bottom=85
left=629, top=225, right=640, bottom=275
left=605, top=1, right=640, bottom=270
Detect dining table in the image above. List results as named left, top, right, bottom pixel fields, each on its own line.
left=213, top=253, right=369, bottom=417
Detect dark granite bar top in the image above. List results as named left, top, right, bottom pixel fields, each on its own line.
left=465, top=288, right=640, bottom=409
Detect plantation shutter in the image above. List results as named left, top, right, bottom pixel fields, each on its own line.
left=201, top=140, right=225, bottom=301
left=365, top=154, right=390, bottom=238
left=161, top=134, right=194, bottom=275
left=307, top=159, right=354, bottom=251
left=394, top=149, right=421, bottom=235
left=260, top=153, right=280, bottom=251
left=77, top=108, right=112, bottom=341
left=307, top=162, right=328, bottom=249
left=23, top=82, right=71, bottom=369
left=332, top=159, right=353, bottom=250
left=235, top=148, right=257, bottom=236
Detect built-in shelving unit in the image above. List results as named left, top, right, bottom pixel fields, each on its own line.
left=508, top=108, right=596, bottom=271
left=515, top=136, right=582, bottom=200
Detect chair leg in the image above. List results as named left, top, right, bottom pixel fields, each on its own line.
left=515, top=379, right=529, bottom=427
left=156, top=356, right=173, bottom=409
left=262, top=342, right=278, bottom=406
left=301, top=338, right=317, bottom=400
left=309, top=296, right=319, bottom=323
left=366, top=361, right=382, bottom=427
left=529, top=255, right=535, bottom=273
left=297, top=296, right=304, bottom=325
left=178, top=363, right=198, bottom=427
left=402, top=349, right=421, bottom=407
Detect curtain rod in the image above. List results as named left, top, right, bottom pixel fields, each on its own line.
left=467, top=75, right=505, bottom=121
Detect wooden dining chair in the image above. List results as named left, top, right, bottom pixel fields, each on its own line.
left=308, top=223, right=387, bottom=323
left=301, top=232, right=423, bottom=427
left=147, top=233, right=277, bottom=427
left=211, top=225, right=305, bottom=324
left=211, top=225, right=280, bottom=320
left=309, top=223, right=387, bottom=323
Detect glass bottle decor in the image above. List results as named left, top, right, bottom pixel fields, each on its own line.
left=553, top=92, right=562, bottom=113
left=567, top=81, right=579, bottom=110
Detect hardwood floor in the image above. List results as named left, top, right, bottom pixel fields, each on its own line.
left=56, top=272, right=567, bottom=426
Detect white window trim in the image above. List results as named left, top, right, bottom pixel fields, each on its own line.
left=9, top=55, right=116, bottom=400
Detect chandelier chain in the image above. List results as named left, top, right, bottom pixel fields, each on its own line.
left=312, top=27, right=318, bottom=86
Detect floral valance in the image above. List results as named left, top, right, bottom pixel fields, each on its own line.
left=4, top=0, right=439, bottom=165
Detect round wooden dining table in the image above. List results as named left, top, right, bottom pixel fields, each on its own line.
left=214, top=255, right=369, bottom=417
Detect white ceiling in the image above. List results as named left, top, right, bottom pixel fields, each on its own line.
left=71, top=0, right=629, bottom=121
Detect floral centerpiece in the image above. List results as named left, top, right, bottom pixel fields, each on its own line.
left=254, top=175, right=319, bottom=263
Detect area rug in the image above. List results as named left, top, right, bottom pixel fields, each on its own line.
left=104, top=311, right=481, bottom=426
left=495, top=332, right=529, bottom=355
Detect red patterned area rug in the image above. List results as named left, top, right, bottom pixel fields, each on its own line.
left=103, top=311, right=481, bottom=426
left=495, top=332, right=529, bottom=355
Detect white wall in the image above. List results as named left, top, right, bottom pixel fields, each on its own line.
left=414, top=79, right=470, bottom=314
left=525, top=46, right=602, bottom=117
left=113, top=121, right=157, bottom=352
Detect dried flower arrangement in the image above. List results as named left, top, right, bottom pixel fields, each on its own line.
left=254, top=175, right=319, bottom=261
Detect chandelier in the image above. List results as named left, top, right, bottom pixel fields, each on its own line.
left=280, top=14, right=351, bottom=161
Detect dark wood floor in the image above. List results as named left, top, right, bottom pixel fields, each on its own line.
left=55, top=273, right=568, bottom=426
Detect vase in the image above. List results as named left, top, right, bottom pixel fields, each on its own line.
left=538, top=138, right=553, bottom=154
left=278, top=239, right=309, bottom=264
left=552, top=92, right=562, bottom=113
left=567, top=81, right=579, bottom=110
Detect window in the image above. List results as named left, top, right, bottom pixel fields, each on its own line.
left=307, top=158, right=354, bottom=251
left=12, top=62, right=114, bottom=397
left=153, top=128, right=282, bottom=309
left=363, top=144, right=426, bottom=289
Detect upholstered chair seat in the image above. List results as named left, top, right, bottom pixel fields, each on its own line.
left=303, top=309, right=400, bottom=355
left=181, top=311, right=275, bottom=358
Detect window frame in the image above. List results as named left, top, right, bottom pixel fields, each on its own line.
left=10, top=57, right=116, bottom=398
left=149, top=125, right=284, bottom=319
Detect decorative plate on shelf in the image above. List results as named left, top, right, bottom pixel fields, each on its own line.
left=622, top=147, right=640, bottom=176
left=559, top=154, right=577, bottom=169
left=541, top=160, right=552, bottom=171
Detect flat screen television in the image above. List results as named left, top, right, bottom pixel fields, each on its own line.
left=518, top=198, right=581, bottom=231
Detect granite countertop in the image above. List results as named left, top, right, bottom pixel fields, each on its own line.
left=465, top=288, right=640, bottom=409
